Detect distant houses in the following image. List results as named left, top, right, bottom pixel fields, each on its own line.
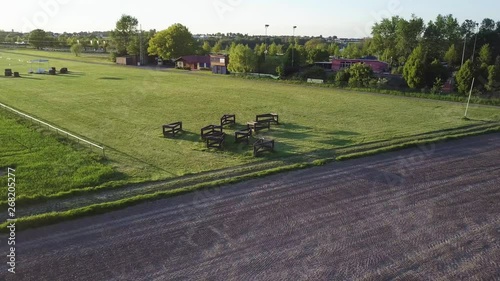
left=210, top=54, right=229, bottom=74
left=313, top=57, right=389, bottom=74
left=116, top=56, right=139, bottom=66
left=331, top=58, right=389, bottom=73
left=174, top=55, right=210, bottom=70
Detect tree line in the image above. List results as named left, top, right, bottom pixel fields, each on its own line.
left=10, top=13, right=500, bottom=96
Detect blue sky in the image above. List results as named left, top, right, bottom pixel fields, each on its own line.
left=2, top=0, right=499, bottom=37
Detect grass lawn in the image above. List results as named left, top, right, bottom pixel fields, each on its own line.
left=1, top=49, right=500, bottom=198
left=0, top=111, right=118, bottom=200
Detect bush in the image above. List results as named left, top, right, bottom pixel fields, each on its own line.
left=70, top=44, right=82, bottom=57
left=346, top=63, right=374, bottom=87
left=299, top=66, right=327, bottom=81
left=431, top=77, right=444, bottom=95
left=109, top=52, right=118, bottom=62
left=335, top=70, right=350, bottom=83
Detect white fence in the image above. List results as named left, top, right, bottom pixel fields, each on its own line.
left=0, top=102, right=105, bottom=157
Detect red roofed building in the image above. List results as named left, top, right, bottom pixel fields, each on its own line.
left=174, top=55, right=211, bottom=70
left=332, top=58, right=389, bottom=73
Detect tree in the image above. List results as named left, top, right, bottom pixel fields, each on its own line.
left=371, top=16, right=400, bottom=63
left=327, top=43, right=340, bottom=56
left=478, top=44, right=492, bottom=66
left=110, top=15, right=138, bottom=56
left=403, top=45, right=426, bottom=88
left=212, top=40, right=223, bottom=53
left=268, top=42, right=278, bottom=56
left=227, top=44, right=257, bottom=73
left=396, top=15, right=425, bottom=62
left=127, top=29, right=156, bottom=64
left=444, top=44, right=459, bottom=67
left=486, top=64, right=500, bottom=92
left=456, top=59, right=474, bottom=95
left=148, top=23, right=196, bottom=59
left=70, top=44, right=83, bottom=57
left=426, top=59, right=448, bottom=88
left=308, top=48, right=329, bottom=63
left=342, top=43, right=361, bottom=59
left=282, top=44, right=305, bottom=69
left=347, top=63, right=374, bottom=87
left=335, top=70, right=350, bottom=86
left=304, top=38, right=326, bottom=51
left=202, top=41, right=212, bottom=54
left=481, top=18, right=496, bottom=32
left=423, top=14, right=461, bottom=60
left=29, top=29, right=47, bottom=49
left=276, top=44, right=284, bottom=55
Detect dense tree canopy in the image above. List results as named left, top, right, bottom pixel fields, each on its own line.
left=29, top=29, right=47, bottom=49
left=110, top=15, right=138, bottom=56
left=227, top=44, right=257, bottom=73
left=403, top=45, right=427, bottom=89
left=148, top=24, right=196, bottom=59
left=456, top=60, right=475, bottom=95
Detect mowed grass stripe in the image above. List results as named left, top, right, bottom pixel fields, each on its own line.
left=1, top=49, right=499, bottom=199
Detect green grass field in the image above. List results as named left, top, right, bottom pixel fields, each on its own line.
left=0, top=111, right=118, bottom=199
left=1, top=49, right=500, bottom=200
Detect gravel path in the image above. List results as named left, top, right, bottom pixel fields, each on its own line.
left=2, top=133, right=499, bottom=281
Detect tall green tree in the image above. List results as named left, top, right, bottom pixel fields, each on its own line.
left=148, top=23, right=196, bottom=59
left=371, top=16, right=400, bottom=63
left=29, top=29, right=47, bottom=49
left=487, top=64, right=500, bottom=92
left=227, top=44, right=257, bottom=73
left=202, top=41, right=212, bottom=54
left=268, top=42, right=278, bottom=56
left=110, top=15, right=138, bottom=56
left=282, top=44, right=305, bottom=69
left=403, top=45, right=426, bottom=89
left=327, top=43, right=340, bottom=56
left=212, top=40, right=223, bottom=53
left=444, top=44, right=459, bottom=67
left=304, top=38, right=326, bottom=51
left=342, top=43, right=361, bottom=59
left=395, top=15, right=425, bottom=63
left=307, top=48, right=330, bottom=63
left=478, top=44, right=492, bottom=66
left=70, top=44, right=83, bottom=57
left=456, top=59, right=475, bottom=94
left=127, top=29, right=155, bottom=57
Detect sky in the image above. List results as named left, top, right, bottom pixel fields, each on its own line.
left=1, top=0, right=499, bottom=37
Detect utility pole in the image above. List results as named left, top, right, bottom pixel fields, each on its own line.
left=292, top=26, right=297, bottom=67
left=461, top=36, right=466, bottom=67
left=471, top=23, right=479, bottom=63
left=265, top=24, right=269, bottom=60
left=464, top=78, right=475, bottom=118
left=139, top=24, right=144, bottom=66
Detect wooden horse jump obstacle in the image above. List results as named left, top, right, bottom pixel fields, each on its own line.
left=253, top=138, right=275, bottom=157
left=162, top=122, right=183, bottom=137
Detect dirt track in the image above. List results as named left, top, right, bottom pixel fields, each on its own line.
left=2, top=134, right=500, bottom=281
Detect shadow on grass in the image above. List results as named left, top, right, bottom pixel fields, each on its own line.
left=319, top=138, right=355, bottom=146
left=161, top=131, right=200, bottom=142
left=98, top=77, right=124, bottom=80
left=2, top=76, right=44, bottom=80
left=20, top=76, right=43, bottom=80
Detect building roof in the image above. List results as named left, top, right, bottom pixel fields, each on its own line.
left=175, top=55, right=210, bottom=64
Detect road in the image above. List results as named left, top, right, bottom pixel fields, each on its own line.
left=2, top=134, right=500, bottom=281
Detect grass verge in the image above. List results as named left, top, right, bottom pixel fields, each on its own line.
left=2, top=128, right=499, bottom=233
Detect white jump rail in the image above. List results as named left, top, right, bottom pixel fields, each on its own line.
left=0, top=102, right=105, bottom=157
